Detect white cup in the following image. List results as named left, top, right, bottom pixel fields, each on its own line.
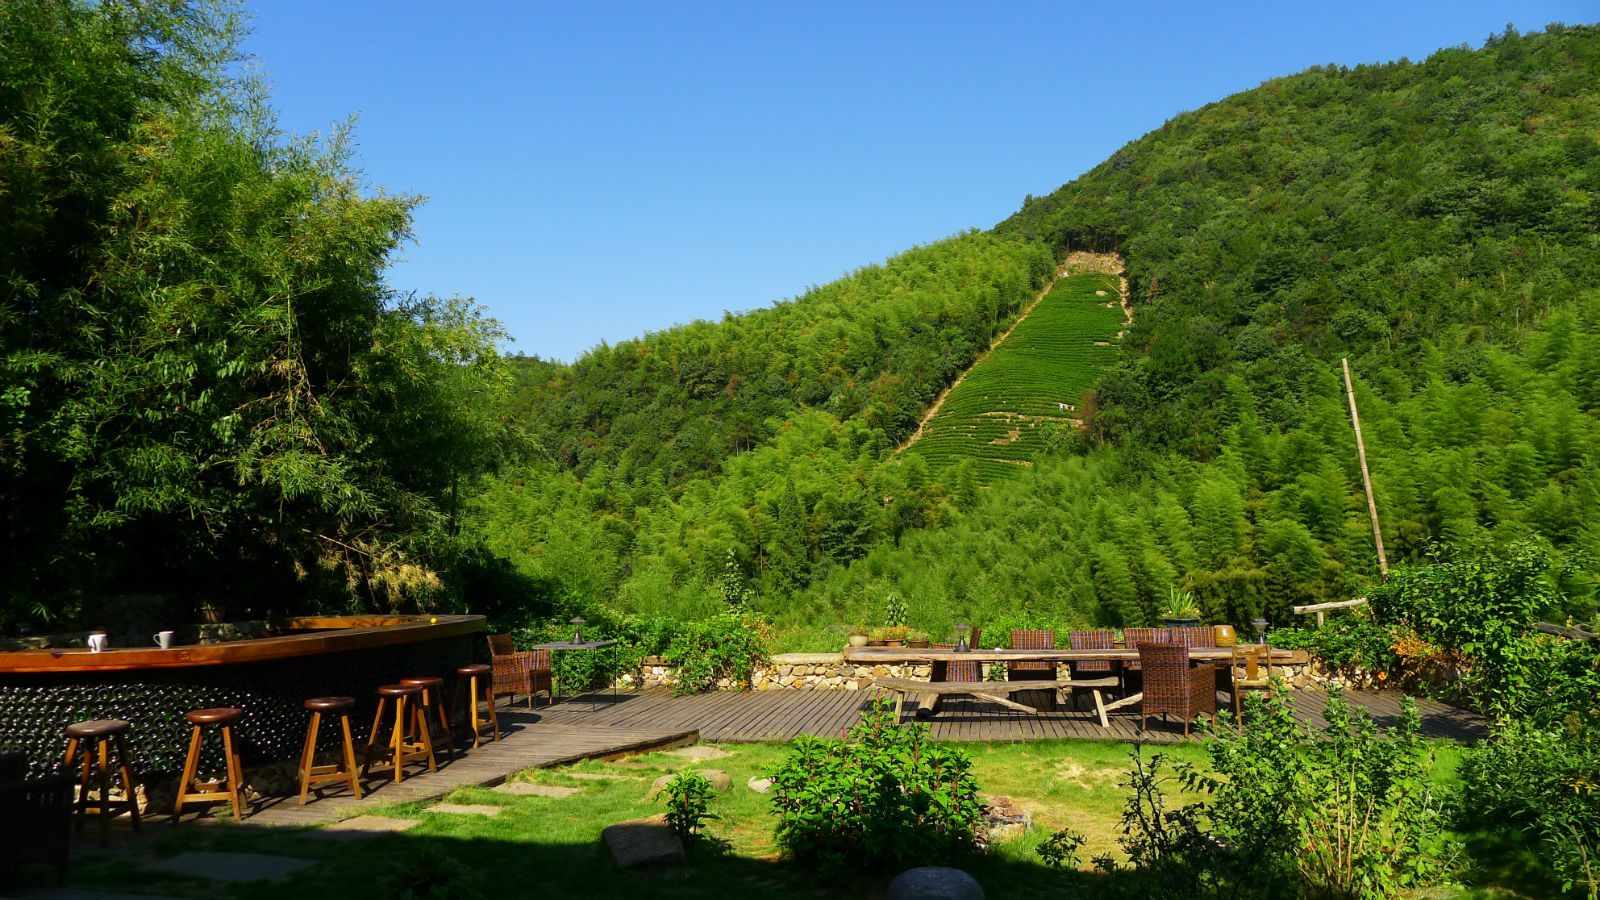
left=87, top=633, right=108, bottom=652
left=154, top=630, right=175, bottom=649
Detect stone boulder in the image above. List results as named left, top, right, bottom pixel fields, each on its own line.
left=886, top=867, right=986, bottom=900
left=602, top=814, right=684, bottom=869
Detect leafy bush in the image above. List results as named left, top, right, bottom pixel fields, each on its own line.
left=1037, top=827, right=1088, bottom=869
left=1270, top=616, right=1400, bottom=676
left=510, top=607, right=769, bottom=696
left=1462, top=720, right=1600, bottom=899
left=766, top=700, right=984, bottom=875
left=663, top=610, right=771, bottom=695
left=657, top=771, right=719, bottom=852
left=1369, top=542, right=1560, bottom=718
left=387, top=845, right=486, bottom=900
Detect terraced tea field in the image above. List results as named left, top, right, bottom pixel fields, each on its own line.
left=905, top=272, right=1124, bottom=482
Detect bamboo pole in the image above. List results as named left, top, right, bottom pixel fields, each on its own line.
left=1342, top=358, right=1389, bottom=578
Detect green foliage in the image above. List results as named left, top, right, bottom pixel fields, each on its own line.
left=766, top=700, right=985, bottom=876
left=663, top=610, right=771, bottom=695
left=1370, top=542, right=1560, bottom=718
left=0, top=0, right=520, bottom=624
left=387, top=845, right=486, bottom=900
left=1159, top=587, right=1201, bottom=620
left=1462, top=719, right=1600, bottom=899
left=1036, top=827, right=1088, bottom=869
left=657, top=770, right=719, bottom=852
left=883, top=594, right=909, bottom=627
left=1270, top=616, right=1400, bottom=674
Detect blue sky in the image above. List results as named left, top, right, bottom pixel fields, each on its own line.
left=241, top=2, right=1596, bottom=361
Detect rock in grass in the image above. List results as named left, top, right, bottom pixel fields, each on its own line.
left=494, top=782, right=581, bottom=798
left=664, top=745, right=730, bottom=760
left=886, top=867, right=986, bottom=900
left=746, top=776, right=772, bottom=793
left=602, top=814, right=685, bottom=869
left=650, top=768, right=731, bottom=794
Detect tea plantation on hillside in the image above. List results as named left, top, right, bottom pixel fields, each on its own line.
left=907, top=273, right=1123, bottom=481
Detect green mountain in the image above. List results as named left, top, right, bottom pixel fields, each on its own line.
left=480, top=24, right=1600, bottom=646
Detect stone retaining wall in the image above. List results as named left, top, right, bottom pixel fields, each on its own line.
left=621, top=651, right=1316, bottom=692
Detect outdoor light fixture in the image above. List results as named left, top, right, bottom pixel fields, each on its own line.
left=571, top=616, right=586, bottom=645
left=1252, top=617, right=1269, bottom=642
left=954, top=623, right=969, bottom=653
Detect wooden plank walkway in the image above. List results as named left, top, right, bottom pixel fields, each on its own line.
left=246, top=712, right=695, bottom=827
left=535, top=686, right=1488, bottom=744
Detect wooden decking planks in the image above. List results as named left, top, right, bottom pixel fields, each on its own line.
left=246, top=717, right=695, bottom=828
left=539, top=686, right=1488, bottom=745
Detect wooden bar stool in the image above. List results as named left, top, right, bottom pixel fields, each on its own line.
left=400, top=675, right=456, bottom=759
left=62, top=718, right=142, bottom=845
left=297, top=696, right=362, bottom=805
left=452, top=663, right=499, bottom=747
left=172, top=707, right=246, bottom=822
left=362, top=684, right=435, bottom=783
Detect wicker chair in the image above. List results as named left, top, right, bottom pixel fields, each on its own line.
left=1137, top=643, right=1217, bottom=736
left=932, top=642, right=982, bottom=683
left=1007, top=629, right=1056, bottom=681
left=1228, top=644, right=1275, bottom=726
left=1121, top=627, right=1171, bottom=672
left=1171, top=626, right=1216, bottom=649
left=487, top=634, right=553, bottom=709
left=0, top=753, right=73, bottom=886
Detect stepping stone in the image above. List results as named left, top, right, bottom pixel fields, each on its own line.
left=887, top=866, right=986, bottom=900
left=149, top=851, right=315, bottom=883
left=651, top=768, right=731, bottom=793
left=602, top=814, right=684, bottom=869
left=495, top=782, right=582, bottom=798
left=15, top=890, right=160, bottom=900
left=747, top=777, right=773, bottom=794
left=317, top=815, right=422, bottom=840
left=568, top=772, right=634, bottom=781
left=664, top=745, right=730, bottom=760
left=426, top=803, right=502, bottom=816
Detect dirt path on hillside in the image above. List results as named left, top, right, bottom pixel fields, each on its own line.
left=896, top=251, right=1127, bottom=454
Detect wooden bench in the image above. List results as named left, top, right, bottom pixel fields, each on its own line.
left=870, top=676, right=1121, bottom=727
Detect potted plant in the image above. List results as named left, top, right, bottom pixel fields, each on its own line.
left=869, top=625, right=908, bottom=648
left=847, top=626, right=869, bottom=649
left=1160, top=588, right=1202, bottom=628
left=905, top=629, right=929, bottom=649
left=197, top=601, right=224, bottom=625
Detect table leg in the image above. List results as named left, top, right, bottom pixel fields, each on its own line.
left=1092, top=690, right=1109, bottom=728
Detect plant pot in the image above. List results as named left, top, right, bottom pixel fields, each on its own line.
left=847, top=634, right=869, bottom=648
left=1163, top=617, right=1201, bottom=629
left=867, top=640, right=887, bottom=647
left=1212, top=624, right=1238, bottom=647
left=198, top=605, right=223, bottom=625
left=906, top=640, right=929, bottom=649
left=883, top=640, right=904, bottom=648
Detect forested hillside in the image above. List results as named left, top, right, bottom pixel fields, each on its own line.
left=478, top=24, right=1600, bottom=647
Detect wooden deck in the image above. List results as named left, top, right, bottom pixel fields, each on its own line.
left=246, top=712, right=696, bottom=827
left=534, top=685, right=1488, bottom=744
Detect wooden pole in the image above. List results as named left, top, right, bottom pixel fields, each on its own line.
left=1342, top=358, right=1389, bottom=578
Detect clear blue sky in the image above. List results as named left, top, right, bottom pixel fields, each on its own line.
left=240, top=1, right=1595, bottom=361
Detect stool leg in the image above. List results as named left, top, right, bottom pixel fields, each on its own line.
left=173, top=725, right=203, bottom=817
left=484, top=676, right=500, bottom=742
left=391, top=696, right=407, bottom=784
left=298, top=711, right=320, bottom=806
left=467, top=675, right=483, bottom=747
left=430, top=689, right=455, bottom=758
left=339, top=713, right=362, bottom=799
left=114, top=733, right=141, bottom=832
left=221, top=724, right=243, bottom=822
left=362, top=698, right=387, bottom=778
left=412, top=701, right=437, bottom=774
left=75, top=747, right=94, bottom=833
left=96, top=738, right=112, bottom=845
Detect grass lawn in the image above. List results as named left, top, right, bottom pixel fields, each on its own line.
left=25, top=737, right=1558, bottom=899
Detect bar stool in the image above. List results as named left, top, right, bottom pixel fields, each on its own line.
left=363, top=684, right=435, bottom=783
left=62, top=718, right=142, bottom=845
left=297, top=696, right=362, bottom=805
left=452, top=663, right=499, bottom=747
left=172, top=707, right=246, bottom=822
left=400, top=675, right=456, bottom=759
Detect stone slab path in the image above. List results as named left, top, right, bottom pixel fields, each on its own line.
left=148, top=851, right=314, bottom=883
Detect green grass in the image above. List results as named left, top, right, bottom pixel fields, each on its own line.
left=19, top=737, right=1558, bottom=899
left=907, top=273, right=1124, bottom=483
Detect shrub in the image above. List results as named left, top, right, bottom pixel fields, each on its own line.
left=1270, top=616, right=1399, bottom=676
left=1037, top=827, right=1088, bottom=869
left=766, top=700, right=985, bottom=875
left=664, top=611, right=771, bottom=695
left=657, top=771, right=719, bottom=853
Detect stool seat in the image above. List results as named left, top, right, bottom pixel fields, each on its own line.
left=65, top=719, right=130, bottom=739
left=401, top=675, right=443, bottom=689
left=457, top=663, right=490, bottom=677
left=304, top=696, right=354, bottom=712
left=378, top=683, right=422, bottom=698
left=185, top=707, right=242, bottom=726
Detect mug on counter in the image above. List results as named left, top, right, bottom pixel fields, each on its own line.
left=87, top=632, right=108, bottom=652
left=154, top=630, right=175, bottom=649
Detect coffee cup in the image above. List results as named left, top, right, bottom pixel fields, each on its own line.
left=87, top=632, right=108, bottom=652
left=154, top=630, right=175, bottom=649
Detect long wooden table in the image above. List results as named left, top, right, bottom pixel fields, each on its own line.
left=846, top=645, right=1305, bottom=727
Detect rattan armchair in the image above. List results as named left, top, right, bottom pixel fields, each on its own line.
left=487, top=634, right=553, bottom=709
left=1007, top=629, right=1057, bottom=680
left=932, top=642, right=982, bottom=683
left=0, top=753, right=73, bottom=886
left=1137, top=643, right=1217, bottom=736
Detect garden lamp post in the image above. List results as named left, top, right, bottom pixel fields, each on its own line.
left=954, top=623, right=969, bottom=653
left=571, top=616, right=586, bottom=645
